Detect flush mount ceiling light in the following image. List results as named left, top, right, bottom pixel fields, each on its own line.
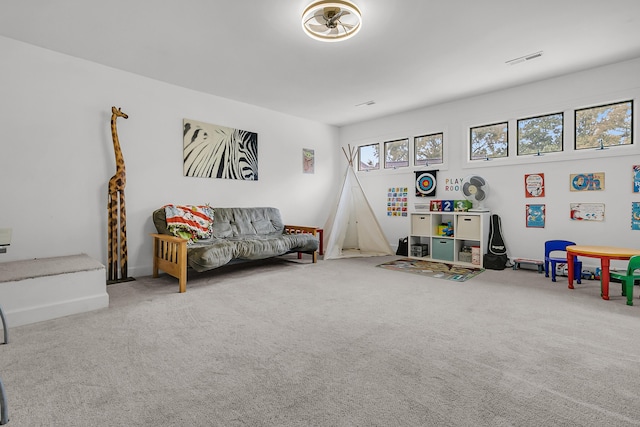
left=302, top=0, right=362, bottom=42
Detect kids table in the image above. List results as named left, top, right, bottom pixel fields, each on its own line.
left=566, top=245, right=640, bottom=300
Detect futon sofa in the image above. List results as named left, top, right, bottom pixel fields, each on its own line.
left=151, top=206, right=319, bottom=293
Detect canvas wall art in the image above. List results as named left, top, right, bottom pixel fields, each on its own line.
left=303, top=148, right=314, bottom=174
left=183, top=118, right=258, bottom=180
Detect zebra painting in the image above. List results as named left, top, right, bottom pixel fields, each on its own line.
left=183, top=119, right=258, bottom=180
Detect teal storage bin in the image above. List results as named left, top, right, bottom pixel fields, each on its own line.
left=431, top=238, right=454, bottom=261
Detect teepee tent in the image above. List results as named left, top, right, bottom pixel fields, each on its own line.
left=323, top=146, right=394, bottom=260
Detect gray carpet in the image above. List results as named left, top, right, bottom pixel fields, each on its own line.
left=2, top=255, right=640, bottom=426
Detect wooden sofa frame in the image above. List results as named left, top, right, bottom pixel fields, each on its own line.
left=152, top=225, right=318, bottom=293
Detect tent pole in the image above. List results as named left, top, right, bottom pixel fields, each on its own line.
left=342, top=147, right=350, bottom=165
left=342, top=144, right=357, bottom=166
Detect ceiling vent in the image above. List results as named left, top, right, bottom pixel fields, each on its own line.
left=506, top=51, right=543, bottom=66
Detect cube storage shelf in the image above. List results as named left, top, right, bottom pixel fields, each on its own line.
left=409, top=211, right=490, bottom=267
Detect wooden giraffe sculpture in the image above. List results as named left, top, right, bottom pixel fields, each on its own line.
left=107, top=106, right=132, bottom=283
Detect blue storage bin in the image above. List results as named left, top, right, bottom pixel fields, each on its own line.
left=431, top=238, right=454, bottom=261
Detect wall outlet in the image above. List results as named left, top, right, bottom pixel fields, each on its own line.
left=0, top=228, right=12, bottom=246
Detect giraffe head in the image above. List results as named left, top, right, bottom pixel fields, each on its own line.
left=112, top=106, right=128, bottom=119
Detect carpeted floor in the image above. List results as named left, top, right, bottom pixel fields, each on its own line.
left=377, top=258, right=485, bottom=282
left=2, top=255, right=640, bottom=426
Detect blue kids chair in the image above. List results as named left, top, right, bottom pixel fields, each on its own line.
left=544, top=240, right=582, bottom=284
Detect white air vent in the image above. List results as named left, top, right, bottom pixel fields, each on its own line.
left=506, top=51, right=543, bottom=66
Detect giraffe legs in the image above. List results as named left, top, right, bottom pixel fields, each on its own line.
left=107, top=189, right=131, bottom=283
left=108, top=191, right=119, bottom=282
left=119, top=190, right=128, bottom=279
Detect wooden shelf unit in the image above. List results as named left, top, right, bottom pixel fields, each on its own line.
left=409, top=211, right=490, bottom=267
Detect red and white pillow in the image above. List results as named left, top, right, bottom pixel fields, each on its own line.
left=164, top=204, right=214, bottom=242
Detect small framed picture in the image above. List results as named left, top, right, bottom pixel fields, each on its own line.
left=524, top=173, right=544, bottom=197
left=632, top=202, right=640, bottom=230
left=570, top=203, right=604, bottom=221
left=303, top=148, right=314, bottom=174
left=387, top=187, right=408, bottom=217
left=633, top=165, right=640, bottom=193
left=570, top=172, right=604, bottom=191
left=526, top=204, right=545, bottom=228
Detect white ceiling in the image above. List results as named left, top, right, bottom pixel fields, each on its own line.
left=2, top=1, right=640, bottom=127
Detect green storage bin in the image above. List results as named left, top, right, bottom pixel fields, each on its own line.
left=431, top=238, right=454, bottom=261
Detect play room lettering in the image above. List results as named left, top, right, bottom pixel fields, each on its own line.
left=443, top=177, right=465, bottom=192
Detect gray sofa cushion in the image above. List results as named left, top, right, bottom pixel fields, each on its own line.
left=187, top=239, right=238, bottom=272
left=210, top=207, right=283, bottom=238
left=234, top=233, right=318, bottom=260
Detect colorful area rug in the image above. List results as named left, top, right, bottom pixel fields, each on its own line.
left=377, top=258, right=484, bottom=282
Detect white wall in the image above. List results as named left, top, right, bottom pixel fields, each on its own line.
left=0, top=36, right=340, bottom=276
left=340, top=58, right=640, bottom=269
left=2, top=35, right=639, bottom=277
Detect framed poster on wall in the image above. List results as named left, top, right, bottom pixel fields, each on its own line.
left=526, top=204, right=545, bottom=227
left=570, top=203, right=604, bottom=221
left=632, top=202, right=640, bottom=230
left=570, top=172, right=604, bottom=191
left=525, top=173, right=545, bottom=197
left=387, top=187, right=408, bottom=217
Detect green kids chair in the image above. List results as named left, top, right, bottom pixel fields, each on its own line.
left=608, top=255, right=640, bottom=306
